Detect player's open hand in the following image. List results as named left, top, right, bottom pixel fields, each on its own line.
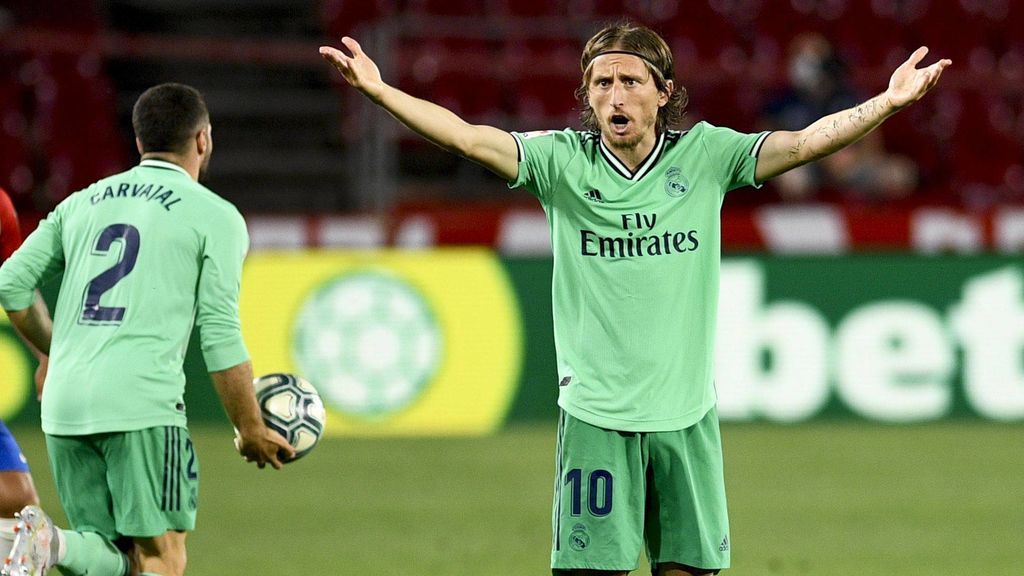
left=885, top=47, right=952, bottom=110
left=319, top=37, right=385, bottom=100
left=235, top=426, right=296, bottom=470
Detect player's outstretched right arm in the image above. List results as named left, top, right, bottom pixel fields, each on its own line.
left=320, top=37, right=519, bottom=181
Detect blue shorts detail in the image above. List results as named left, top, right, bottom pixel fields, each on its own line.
left=0, top=420, right=30, bottom=472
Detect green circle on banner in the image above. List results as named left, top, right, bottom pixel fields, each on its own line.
left=0, top=325, right=31, bottom=420
left=292, top=271, right=442, bottom=417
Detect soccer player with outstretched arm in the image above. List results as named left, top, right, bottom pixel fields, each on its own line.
left=321, top=21, right=949, bottom=576
left=0, top=83, right=294, bottom=576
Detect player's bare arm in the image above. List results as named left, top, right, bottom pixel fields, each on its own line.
left=755, top=46, right=952, bottom=182
left=11, top=293, right=51, bottom=399
left=319, top=36, right=520, bottom=181
left=5, top=299, right=52, bottom=356
left=211, top=360, right=295, bottom=469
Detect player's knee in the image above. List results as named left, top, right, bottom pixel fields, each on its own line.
left=134, top=532, right=187, bottom=576
left=655, top=562, right=720, bottom=576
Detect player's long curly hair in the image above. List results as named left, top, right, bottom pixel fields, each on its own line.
left=576, top=22, right=688, bottom=134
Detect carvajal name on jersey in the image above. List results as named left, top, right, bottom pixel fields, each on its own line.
left=90, top=182, right=181, bottom=211
left=580, top=229, right=699, bottom=257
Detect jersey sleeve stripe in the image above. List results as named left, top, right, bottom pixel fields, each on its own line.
left=511, top=132, right=525, bottom=163
left=749, top=131, right=771, bottom=158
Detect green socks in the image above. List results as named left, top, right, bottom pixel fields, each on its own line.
left=58, top=529, right=129, bottom=576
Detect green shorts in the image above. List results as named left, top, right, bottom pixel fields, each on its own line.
left=45, top=426, right=199, bottom=540
left=551, top=406, right=729, bottom=573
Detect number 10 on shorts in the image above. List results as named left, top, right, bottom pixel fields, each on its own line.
left=565, top=468, right=613, bottom=516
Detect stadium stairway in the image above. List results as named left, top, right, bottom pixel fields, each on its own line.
left=102, top=0, right=352, bottom=212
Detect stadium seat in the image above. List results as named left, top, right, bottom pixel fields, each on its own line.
left=431, top=70, right=504, bottom=120
left=496, top=0, right=568, bottom=17
left=0, top=84, right=32, bottom=199
left=321, top=0, right=397, bottom=38
left=406, top=0, right=490, bottom=17
left=33, top=55, right=126, bottom=202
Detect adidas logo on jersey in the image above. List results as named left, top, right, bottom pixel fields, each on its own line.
left=584, top=189, right=605, bottom=203
left=719, top=535, right=730, bottom=552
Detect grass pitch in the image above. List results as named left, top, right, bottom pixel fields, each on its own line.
left=12, top=422, right=1023, bottom=575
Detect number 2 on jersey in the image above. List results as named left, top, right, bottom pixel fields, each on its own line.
left=81, top=223, right=140, bottom=324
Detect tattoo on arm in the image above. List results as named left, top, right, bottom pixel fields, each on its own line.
left=800, top=95, right=889, bottom=162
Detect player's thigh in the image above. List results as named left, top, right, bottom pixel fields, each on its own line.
left=45, top=433, right=119, bottom=538
left=645, top=406, right=729, bottom=574
left=103, top=426, right=199, bottom=539
left=0, top=472, right=38, bottom=516
left=551, top=411, right=646, bottom=573
left=134, top=530, right=188, bottom=576
left=0, top=421, right=31, bottom=473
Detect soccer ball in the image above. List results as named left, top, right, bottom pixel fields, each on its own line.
left=252, top=373, right=326, bottom=461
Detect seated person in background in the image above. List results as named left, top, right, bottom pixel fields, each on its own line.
left=760, top=33, right=919, bottom=202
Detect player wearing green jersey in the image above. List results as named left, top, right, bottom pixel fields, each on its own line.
left=0, top=83, right=294, bottom=576
left=321, top=22, right=950, bottom=576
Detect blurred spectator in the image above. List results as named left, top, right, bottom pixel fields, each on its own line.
left=760, top=32, right=918, bottom=203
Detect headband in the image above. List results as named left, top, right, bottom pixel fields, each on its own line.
left=585, top=50, right=668, bottom=82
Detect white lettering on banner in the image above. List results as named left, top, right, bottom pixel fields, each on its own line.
left=755, top=205, right=849, bottom=254
left=950, top=267, right=1024, bottom=420
left=911, top=208, right=983, bottom=254
left=717, top=261, right=1024, bottom=422
left=994, top=208, right=1024, bottom=253
left=835, top=303, right=953, bottom=422
left=716, top=262, right=830, bottom=421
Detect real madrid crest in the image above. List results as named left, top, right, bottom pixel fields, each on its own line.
left=664, top=167, right=690, bottom=198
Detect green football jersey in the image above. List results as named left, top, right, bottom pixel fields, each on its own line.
left=510, top=122, right=769, bottom=432
left=0, top=159, right=250, bottom=435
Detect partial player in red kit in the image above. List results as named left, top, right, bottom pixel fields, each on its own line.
left=0, top=187, right=50, bottom=563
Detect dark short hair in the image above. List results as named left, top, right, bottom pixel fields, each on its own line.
left=576, top=22, right=688, bottom=133
left=132, top=83, right=209, bottom=154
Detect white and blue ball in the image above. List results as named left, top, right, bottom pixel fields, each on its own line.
left=253, top=373, right=326, bottom=461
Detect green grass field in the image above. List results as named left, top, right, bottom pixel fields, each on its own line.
left=10, top=422, right=1023, bottom=575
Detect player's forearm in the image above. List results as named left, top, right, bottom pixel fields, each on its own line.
left=6, top=298, right=52, bottom=355
left=11, top=292, right=50, bottom=360
left=790, top=93, right=898, bottom=164
left=372, top=83, right=479, bottom=157
left=210, top=360, right=264, bottom=436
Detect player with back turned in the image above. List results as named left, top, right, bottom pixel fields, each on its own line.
left=321, top=21, right=950, bottom=576
left=0, top=83, right=294, bottom=576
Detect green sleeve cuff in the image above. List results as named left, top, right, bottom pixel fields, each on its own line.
left=202, top=338, right=250, bottom=372
left=0, top=289, right=35, bottom=312
left=507, top=132, right=528, bottom=189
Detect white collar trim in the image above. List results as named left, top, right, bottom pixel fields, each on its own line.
left=139, top=159, right=190, bottom=177
left=599, top=132, right=666, bottom=181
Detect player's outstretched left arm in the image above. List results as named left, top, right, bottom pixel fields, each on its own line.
left=319, top=37, right=519, bottom=181
left=755, top=46, right=952, bottom=183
